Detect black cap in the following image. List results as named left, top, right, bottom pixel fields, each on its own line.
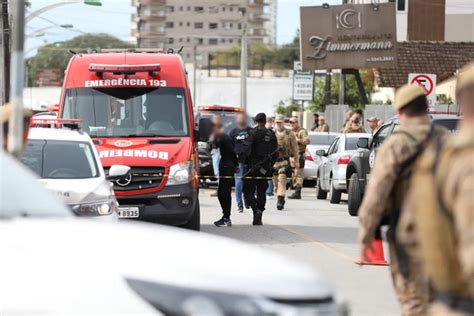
left=254, top=112, right=266, bottom=123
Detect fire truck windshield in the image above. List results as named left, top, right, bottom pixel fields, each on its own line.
left=62, top=87, right=189, bottom=138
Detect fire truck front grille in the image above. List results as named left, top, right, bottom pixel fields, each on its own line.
left=105, top=167, right=166, bottom=191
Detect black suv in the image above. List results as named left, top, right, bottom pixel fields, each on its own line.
left=345, top=114, right=460, bottom=216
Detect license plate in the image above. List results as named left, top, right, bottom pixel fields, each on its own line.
left=118, top=207, right=140, bottom=218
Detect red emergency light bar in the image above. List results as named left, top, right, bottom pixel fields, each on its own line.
left=30, top=118, right=83, bottom=130
left=89, top=63, right=161, bottom=77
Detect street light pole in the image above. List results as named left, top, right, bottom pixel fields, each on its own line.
left=239, top=8, right=248, bottom=111
left=7, top=0, right=26, bottom=157
left=25, top=0, right=101, bottom=23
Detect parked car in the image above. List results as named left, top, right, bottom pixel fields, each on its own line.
left=303, top=132, right=338, bottom=186
left=316, top=133, right=372, bottom=204
left=0, top=153, right=348, bottom=315
left=195, top=105, right=254, bottom=182
left=346, top=114, right=460, bottom=216
left=21, top=125, right=130, bottom=219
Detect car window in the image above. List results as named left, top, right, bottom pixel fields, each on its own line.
left=309, top=134, right=337, bottom=146
left=0, top=153, right=73, bottom=218
left=197, top=111, right=253, bottom=134
left=21, top=140, right=100, bottom=179
left=346, top=137, right=364, bottom=150
left=328, top=138, right=340, bottom=155
left=372, top=125, right=392, bottom=148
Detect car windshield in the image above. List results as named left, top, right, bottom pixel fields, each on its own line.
left=21, top=140, right=100, bottom=179
left=0, top=152, right=73, bottom=218
left=62, top=87, right=189, bottom=137
left=198, top=111, right=253, bottom=134
left=309, top=134, right=337, bottom=146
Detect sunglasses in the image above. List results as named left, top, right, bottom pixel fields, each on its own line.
left=290, top=121, right=297, bottom=124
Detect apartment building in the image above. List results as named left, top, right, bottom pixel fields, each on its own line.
left=343, top=0, right=474, bottom=42
left=131, top=0, right=276, bottom=64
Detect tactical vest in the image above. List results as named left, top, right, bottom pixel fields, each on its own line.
left=414, top=140, right=473, bottom=297
left=295, top=128, right=307, bottom=153
left=275, top=129, right=292, bottom=159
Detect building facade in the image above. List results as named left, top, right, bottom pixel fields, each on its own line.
left=131, top=0, right=276, bottom=64
left=343, top=0, right=474, bottom=42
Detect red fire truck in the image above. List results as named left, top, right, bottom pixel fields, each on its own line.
left=58, top=50, right=212, bottom=230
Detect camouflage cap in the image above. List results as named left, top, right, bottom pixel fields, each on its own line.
left=456, top=62, right=474, bottom=99
left=394, top=84, right=426, bottom=111
left=0, top=104, right=32, bottom=124
left=289, top=116, right=298, bottom=123
left=366, top=116, right=379, bottom=122
left=275, top=114, right=285, bottom=123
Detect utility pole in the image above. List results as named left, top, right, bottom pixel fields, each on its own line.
left=0, top=0, right=10, bottom=105
left=239, top=7, right=248, bottom=111
left=7, top=0, right=26, bottom=157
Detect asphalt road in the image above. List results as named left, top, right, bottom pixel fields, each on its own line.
left=199, top=187, right=399, bottom=316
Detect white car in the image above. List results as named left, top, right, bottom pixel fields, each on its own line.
left=316, top=133, right=372, bottom=204
left=21, top=126, right=130, bottom=219
left=0, top=151, right=348, bottom=315
left=303, top=132, right=338, bottom=185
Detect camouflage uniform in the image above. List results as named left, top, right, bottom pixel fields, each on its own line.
left=405, top=64, right=474, bottom=316
left=273, top=127, right=298, bottom=210
left=289, top=126, right=309, bottom=198
left=358, top=84, right=447, bottom=316
left=315, top=124, right=330, bottom=132
left=342, top=123, right=366, bottom=133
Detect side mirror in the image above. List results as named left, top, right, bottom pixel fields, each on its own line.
left=107, top=165, right=131, bottom=181
left=197, top=118, right=213, bottom=142
left=357, top=138, right=370, bottom=149
left=316, top=149, right=326, bottom=157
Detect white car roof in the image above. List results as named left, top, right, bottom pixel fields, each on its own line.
left=28, top=127, right=93, bottom=143
left=342, top=133, right=371, bottom=138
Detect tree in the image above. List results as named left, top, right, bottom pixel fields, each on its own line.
left=27, top=33, right=133, bottom=86
left=274, top=99, right=301, bottom=117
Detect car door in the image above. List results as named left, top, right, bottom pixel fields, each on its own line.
left=327, top=137, right=341, bottom=184
left=368, top=124, right=394, bottom=173
left=321, top=138, right=339, bottom=190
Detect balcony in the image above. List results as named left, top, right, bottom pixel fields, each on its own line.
left=132, top=14, right=166, bottom=22
left=248, top=0, right=269, bottom=8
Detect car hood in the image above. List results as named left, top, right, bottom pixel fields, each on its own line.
left=0, top=219, right=335, bottom=314
left=95, top=137, right=191, bottom=167
left=38, top=178, right=112, bottom=205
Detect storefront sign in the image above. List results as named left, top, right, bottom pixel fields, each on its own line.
left=300, top=3, right=397, bottom=70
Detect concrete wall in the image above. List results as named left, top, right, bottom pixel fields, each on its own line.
left=445, top=14, right=474, bottom=41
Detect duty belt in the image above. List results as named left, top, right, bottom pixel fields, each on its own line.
left=433, top=290, right=474, bottom=314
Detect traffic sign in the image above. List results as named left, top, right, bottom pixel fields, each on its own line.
left=408, top=73, right=437, bottom=110
left=293, top=72, right=314, bottom=101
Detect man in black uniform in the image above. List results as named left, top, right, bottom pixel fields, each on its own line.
left=243, top=113, right=278, bottom=225
left=212, top=122, right=238, bottom=227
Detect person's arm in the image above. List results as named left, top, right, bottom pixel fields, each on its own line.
left=270, top=131, right=279, bottom=164
left=358, top=136, right=405, bottom=246
left=298, top=129, right=310, bottom=146
left=224, top=134, right=238, bottom=168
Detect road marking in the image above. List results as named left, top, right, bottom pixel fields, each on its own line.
left=277, top=225, right=355, bottom=262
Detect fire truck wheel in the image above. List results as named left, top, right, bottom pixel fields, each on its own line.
left=182, top=200, right=201, bottom=231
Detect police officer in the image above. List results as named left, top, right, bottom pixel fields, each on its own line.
left=404, top=63, right=474, bottom=316
left=289, top=117, right=309, bottom=200
left=243, top=113, right=278, bottom=225
left=366, top=117, right=380, bottom=135
left=315, top=116, right=330, bottom=132
left=358, top=84, right=448, bottom=316
left=342, top=114, right=366, bottom=133
left=273, top=114, right=298, bottom=211
left=1, top=104, right=32, bottom=151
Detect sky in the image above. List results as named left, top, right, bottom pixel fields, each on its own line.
left=26, top=0, right=342, bottom=56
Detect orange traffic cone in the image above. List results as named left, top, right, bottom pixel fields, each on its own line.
left=355, top=238, right=389, bottom=266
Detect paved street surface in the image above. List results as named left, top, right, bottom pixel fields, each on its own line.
left=200, top=187, right=399, bottom=316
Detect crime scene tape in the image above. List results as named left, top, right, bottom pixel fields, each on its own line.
left=131, top=173, right=364, bottom=181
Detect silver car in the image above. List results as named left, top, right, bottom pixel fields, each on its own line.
left=21, top=127, right=130, bottom=219
left=316, top=133, right=372, bottom=204
left=303, top=132, right=338, bottom=186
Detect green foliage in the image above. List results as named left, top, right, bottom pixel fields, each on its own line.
left=274, top=99, right=302, bottom=117
left=212, top=32, right=299, bottom=70
left=27, top=34, right=133, bottom=86
left=437, top=94, right=454, bottom=105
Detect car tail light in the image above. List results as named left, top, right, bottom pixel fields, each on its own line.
left=305, top=149, right=313, bottom=161
left=337, top=155, right=351, bottom=165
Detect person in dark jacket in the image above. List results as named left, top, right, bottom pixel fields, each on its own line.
left=243, top=113, right=278, bottom=225
left=212, top=122, right=238, bottom=227
left=230, top=112, right=252, bottom=213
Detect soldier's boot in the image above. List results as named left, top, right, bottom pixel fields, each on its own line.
left=288, top=187, right=301, bottom=199
left=253, top=210, right=263, bottom=226
left=277, top=196, right=285, bottom=211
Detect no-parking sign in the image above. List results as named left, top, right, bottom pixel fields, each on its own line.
left=408, top=73, right=437, bottom=110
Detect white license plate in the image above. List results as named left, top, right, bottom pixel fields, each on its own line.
left=118, top=207, right=140, bottom=218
